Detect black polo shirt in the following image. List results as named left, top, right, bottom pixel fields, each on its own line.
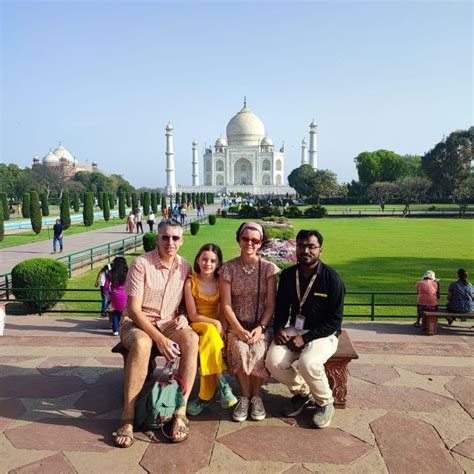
left=274, top=261, right=345, bottom=344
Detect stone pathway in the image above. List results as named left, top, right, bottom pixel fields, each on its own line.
left=0, top=318, right=472, bottom=473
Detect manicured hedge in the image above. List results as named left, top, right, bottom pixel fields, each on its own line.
left=83, top=192, right=94, bottom=226
left=208, top=214, right=217, bottom=225
left=22, top=192, right=31, bottom=218
left=143, top=232, right=157, bottom=252
left=304, top=205, right=328, bottom=218
left=103, top=192, right=110, bottom=221
left=30, top=191, right=42, bottom=235
left=11, top=258, right=68, bottom=311
left=41, top=192, right=49, bottom=216
left=0, top=192, right=9, bottom=220
left=60, top=190, right=71, bottom=229
left=118, top=192, right=126, bottom=219
left=190, top=222, right=200, bottom=235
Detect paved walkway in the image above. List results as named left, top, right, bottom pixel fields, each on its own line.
left=0, top=316, right=472, bottom=473
left=0, top=205, right=220, bottom=276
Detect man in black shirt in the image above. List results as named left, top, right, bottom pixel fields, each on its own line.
left=52, top=219, right=63, bottom=254
left=266, top=229, right=345, bottom=428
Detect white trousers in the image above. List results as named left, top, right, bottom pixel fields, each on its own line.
left=265, top=326, right=338, bottom=406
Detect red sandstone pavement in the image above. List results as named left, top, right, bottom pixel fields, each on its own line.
left=0, top=317, right=473, bottom=473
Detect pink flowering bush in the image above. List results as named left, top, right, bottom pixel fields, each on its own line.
left=260, top=238, right=297, bottom=270
left=260, top=219, right=295, bottom=240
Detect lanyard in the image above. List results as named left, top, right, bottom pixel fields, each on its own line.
left=296, top=269, right=317, bottom=312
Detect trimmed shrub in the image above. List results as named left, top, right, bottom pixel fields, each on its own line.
left=181, top=192, right=186, bottom=204
left=238, top=205, right=259, bottom=219
left=262, top=224, right=295, bottom=240
left=221, top=209, right=227, bottom=218
left=103, top=192, right=110, bottom=221
left=40, top=192, right=49, bottom=216
left=304, top=205, right=327, bottom=218
left=22, top=192, right=31, bottom=218
left=151, top=192, right=157, bottom=213
left=126, top=192, right=131, bottom=207
left=175, top=192, right=180, bottom=204
left=83, top=192, right=94, bottom=226
left=97, top=192, right=104, bottom=210
left=108, top=193, right=115, bottom=210
left=161, top=195, right=167, bottom=210
left=73, top=194, right=80, bottom=212
left=60, top=190, right=71, bottom=229
left=283, top=205, right=302, bottom=218
left=0, top=204, right=4, bottom=241
left=208, top=214, right=217, bottom=225
left=131, top=193, right=138, bottom=210
left=0, top=192, right=9, bottom=221
left=143, top=232, right=157, bottom=252
left=143, top=192, right=150, bottom=216
left=190, top=222, right=200, bottom=235
left=118, top=192, right=126, bottom=219
left=11, top=258, right=68, bottom=311
left=30, top=191, right=42, bottom=235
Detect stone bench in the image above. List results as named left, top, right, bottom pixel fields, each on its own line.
left=111, top=329, right=358, bottom=409
left=422, top=310, right=474, bottom=336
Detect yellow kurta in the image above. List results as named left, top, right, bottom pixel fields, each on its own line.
left=190, top=273, right=227, bottom=400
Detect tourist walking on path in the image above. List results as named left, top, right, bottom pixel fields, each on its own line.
left=185, top=243, right=237, bottom=416
left=127, top=212, right=135, bottom=233
left=446, top=268, right=473, bottom=324
left=179, top=204, right=187, bottom=225
left=147, top=212, right=155, bottom=232
left=266, top=229, right=345, bottom=429
left=134, top=208, right=143, bottom=234
left=414, top=270, right=439, bottom=327
left=114, top=219, right=198, bottom=448
left=220, top=222, right=279, bottom=422
left=52, top=219, right=63, bottom=253
left=104, top=257, right=128, bottom=336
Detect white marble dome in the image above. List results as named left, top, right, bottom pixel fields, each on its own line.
left=43, top=151, right=59, bottom=165
left=261, top=136, right=273, bottom=146
left=226, top=106, right=265, bottom=146
left=53, top=144, right=75, bottom=163
left=215, top=137, right=227, bottom=147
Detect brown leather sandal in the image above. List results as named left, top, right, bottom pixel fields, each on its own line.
left=170, top=413, right=189, bottom=443
left=113, top=418, right=134, bottom=448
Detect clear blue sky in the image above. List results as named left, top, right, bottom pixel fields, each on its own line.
left=1, top=0, right=472, bottom=187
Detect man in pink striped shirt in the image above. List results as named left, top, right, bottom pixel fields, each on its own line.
left=114, top=219, right=198, bottom=447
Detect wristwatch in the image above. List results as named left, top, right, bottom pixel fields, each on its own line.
left=259, top=324, right=267, bottom=331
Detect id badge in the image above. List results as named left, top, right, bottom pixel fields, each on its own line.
left=295, top=314, right=305, bottom=331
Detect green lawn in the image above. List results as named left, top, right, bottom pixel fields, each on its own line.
left=1, top=217, right=126, bottom=249
left=62, top=217, right=473, bottom=318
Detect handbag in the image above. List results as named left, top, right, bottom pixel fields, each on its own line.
left=134, top=359, right=187, bottom=432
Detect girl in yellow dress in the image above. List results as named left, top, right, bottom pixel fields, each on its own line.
left=184, top=243, right=237, bottom=415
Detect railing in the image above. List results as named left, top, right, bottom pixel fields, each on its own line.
left=0, top=289, right=443, bottom=319
left=0, top=214, right=208, bottom=295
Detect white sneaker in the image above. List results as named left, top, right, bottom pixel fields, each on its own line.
left=232, top=396, right=250, bottom=422
left=113, top=331, right=119, bottom=336
left=250, top=395, right=266, bottom=421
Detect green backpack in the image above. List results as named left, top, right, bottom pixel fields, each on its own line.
left=134, top=360, right=186, bottom=431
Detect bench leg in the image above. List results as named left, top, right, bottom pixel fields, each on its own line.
left=424, top=316, right=438, bottom=336
left=325, top=360, right=349, bottom=409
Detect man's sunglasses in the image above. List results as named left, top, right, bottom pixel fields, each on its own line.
left=159, top=235, right=181, bottom=241
left=240, top=236, right=262, bottom=245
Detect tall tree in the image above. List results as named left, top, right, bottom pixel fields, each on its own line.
left=143, top=192, right=151, bottom=216
left=102, top=192, right=110, bottom=221
left=161, top=194, right=167, bottom=211
left=369, top=182, right=396, bottom=211
left=118, top=192, right=126, bottom=219
left=151, top=192, right=157, bottom=213
left=83, top=192, right=94, bottom=226
left=421, top=127, right=474, bottom=197
left=0, top=202, right=3, bottom=242
left=108, top=193, right=115, bottom=210
left=60, top=190, right=71, bottom=229
left=22, top=192, right=31, bottom=218
left=29, top=191, right=42, bottom=235
left=73, top=194, right=81, bottom=212
left=0, top=192, right=9, bottom=221
left=395, top=176, right=431, bottom=209
left=97, top=192, right=104, bottom=210
left=0, top=164, right=27, bottom=201
left=287, top=164, right=318, bottom=198
left=312, top=169, right=340, bottom=205
left=40, top=192, right=49, bottom=216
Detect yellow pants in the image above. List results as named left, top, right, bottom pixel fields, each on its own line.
left=191, top=322, right=227, bottom=400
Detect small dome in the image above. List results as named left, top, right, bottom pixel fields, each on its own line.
left=302, top=137, right=307, bottom=145
left=226, top=106, right=265, bottom=146
left=43, top=151, right=59, bottom=165
left=166, top=122, right=174, bottom=131
left=309, top=119, right=317, bottom=128
left=53, top=143, right=75, bottom=163
left=261, top=136, right=273, bottom=146
left=192, top=139, right=198, bottom=146
left=92, top=161, right=98, bottom=167
left=215, top=137, right=227, bottom=147
left=33, top=155, right=40, bottom=163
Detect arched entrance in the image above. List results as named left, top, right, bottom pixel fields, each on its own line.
left=233, top=158, right=252, bottom=185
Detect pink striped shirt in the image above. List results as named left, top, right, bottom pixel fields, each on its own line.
left=125, top=249, right=191, bottom=326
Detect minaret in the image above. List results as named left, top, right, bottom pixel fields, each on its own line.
left=165, top=122, right=176, bottom=194
left=308, top=119, right=318, bottom=170
left=301, top=138, right=308, bottom=165
left=192, top=139, right=199, bottom=186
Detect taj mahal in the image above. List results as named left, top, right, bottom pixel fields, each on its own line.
left=164, top=100, right=318, bottom=195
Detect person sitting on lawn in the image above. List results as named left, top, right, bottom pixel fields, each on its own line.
left=414, top=270, right=439, bottom=328
left=184, top=243, right=237, bottom=416
left=113, top=219, right=198, bottom=448
left=446, top=268, right=473, bottom=324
